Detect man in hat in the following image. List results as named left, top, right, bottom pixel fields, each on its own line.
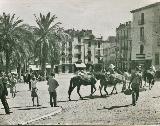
left=128, top=66, right=142, bottom=106
left=47, top=73, right=59, bottom=107
left=108, top=64, right=116, bottom=74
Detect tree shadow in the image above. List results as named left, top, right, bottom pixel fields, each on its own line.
left=97, top=104, right=132, bottom=110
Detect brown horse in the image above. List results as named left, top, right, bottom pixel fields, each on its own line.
left=68, top=75, right=97, bottom=101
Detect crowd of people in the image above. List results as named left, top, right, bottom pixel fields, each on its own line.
left=0, top=71, right=60, bottom=115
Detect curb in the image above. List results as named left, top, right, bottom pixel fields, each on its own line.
left=18, top=107, right=63, bottom=125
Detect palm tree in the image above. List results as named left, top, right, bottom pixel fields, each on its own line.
left=11, top=24, right=35, bottom=77
left=0, top=13, right=34, bottom=75
left=34, top=12, right=61, bottom=77
left=0, top=13, right=24, bottom=74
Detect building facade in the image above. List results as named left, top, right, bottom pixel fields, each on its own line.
left=57, top=29, right=104, bottom=73
left=131, top=2, right=160, bottom=69
left=116, top=21, right=132, bottom=71
left=103, top=36, right=117, bottom=68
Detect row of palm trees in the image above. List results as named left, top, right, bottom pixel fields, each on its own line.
left=0, top=12, right=69, bottom=77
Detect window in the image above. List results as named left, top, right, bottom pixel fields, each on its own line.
left=69, top=58, right=72, bottom=63
left=78, top=36, right=81, bottom=42
left=98, top=50, right=101, bottom=55
left=88, top=51, right=91, bottom=55
left=78, top=54, right=81, bottom=60
left=141, top=13, right=144, bottom=24
left=155, top=53, right=159, bottom=65
left=140, top=45, right=144, bottom=54
left=62, top=58, right=65, bottom=63
left=88, top=41, right=91, bottom=47
left=140, top=27, right=144, bottom=41
left=98, top=42, right=100, bottom=48
left=69, top=42, right=72, bottom=46
left=88, top=57, right=91, bottom=62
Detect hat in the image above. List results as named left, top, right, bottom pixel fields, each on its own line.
left=136, top=66, right=141, bottom=70
left=109, top=64, right=115, bottom=69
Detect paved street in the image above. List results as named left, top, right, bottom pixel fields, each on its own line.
left=0, top=73, right=99, bottom=125
left=30, top=74, right=160, bottom=125
left=1, top=73, right=160, bottom=125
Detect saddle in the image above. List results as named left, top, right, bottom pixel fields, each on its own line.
left=80, top=74, right=92, bottom=82
left=110, top=73, right=124, bottom=81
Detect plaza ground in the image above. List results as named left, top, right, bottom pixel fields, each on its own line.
left=1, top=73, right=160, bottom=125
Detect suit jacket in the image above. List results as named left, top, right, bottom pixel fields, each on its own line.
left=47, top=77, right=59, bottom=92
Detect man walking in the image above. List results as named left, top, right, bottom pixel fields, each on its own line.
left=128, top=66, right=142, bottom=106
left=0, top=72, right=11, bottom=114
left=47, top=73, right=59, bottom=107
left=27, top=72, right=31, bottom=91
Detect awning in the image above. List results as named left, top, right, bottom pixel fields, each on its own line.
left=75, top=63, right=86, bottom=68
left=29, top=65, right=41, bottom=71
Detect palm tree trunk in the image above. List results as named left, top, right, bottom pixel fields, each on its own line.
left=41, top=41, right=48, bottom=77
left=5, top=51, right=10, bottom=74
left=17, top=63, right=21, bottom=80
left=51, top=62, right=55, bottom=73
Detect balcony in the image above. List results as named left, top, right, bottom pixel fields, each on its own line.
left=95, top=53, right=103, bottom=58
left=95, top=48, right=103, bottom=50
left=87, top=61, right=93, bottom=64
left=75, top=43, right=83, bottom=48
left=136, top=54, right=145, bottom=59
left=138, top=20, right=145, bottom=25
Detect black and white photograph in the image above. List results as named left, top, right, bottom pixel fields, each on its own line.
left=0, top=0, right=160, bottom=125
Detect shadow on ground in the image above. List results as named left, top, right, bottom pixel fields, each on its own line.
left=152, top=96, right=160, bottom=99
left=83, top=95, right=109, bottom=99
left=18, top=106, right=48, bottom=110
left=57, top=99, right=79, bottom=103
left=97, top=104, right=132, bottom=110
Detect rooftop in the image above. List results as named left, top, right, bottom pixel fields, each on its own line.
left=130, top=2, right=160, bottom=13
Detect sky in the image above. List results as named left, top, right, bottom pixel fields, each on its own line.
left=0, top=0, right=160, bottom=39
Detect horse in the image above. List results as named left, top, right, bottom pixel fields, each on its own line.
left=94, top=72, right=125, bottom=96
left=68, top=75, right=97, bottom=101
left=143, top=70, right=155, bottom=90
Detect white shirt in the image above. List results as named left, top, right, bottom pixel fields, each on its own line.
left=31, top=80, right=37, bottom=88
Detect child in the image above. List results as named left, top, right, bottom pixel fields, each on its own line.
left=8, top=74, right=17, bottom=98
left=31, top=77, right=39, bottom=106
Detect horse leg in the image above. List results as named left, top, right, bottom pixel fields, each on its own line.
left=114, top=85, right=118, bottom=94
left=77, top=86, right=83, bottom=100
left=91, top=85, right=96, bottom=95
left=143, top=77, right=146, bottom=87
left=99, top=85, right=103, bottom=97
left=68, top=79, right=76, bottom=101
left=104, top=85, right=108, bottom=95
left=149, top=79, right=151, bottom=90
left=111, top=85, right=115, bottom=95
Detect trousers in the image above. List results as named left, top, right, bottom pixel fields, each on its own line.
left=49, top=91, right=57, bottom=107
left=131, top=85, right=139, bottom=105
left=1, top=95, right=10, bottom=114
